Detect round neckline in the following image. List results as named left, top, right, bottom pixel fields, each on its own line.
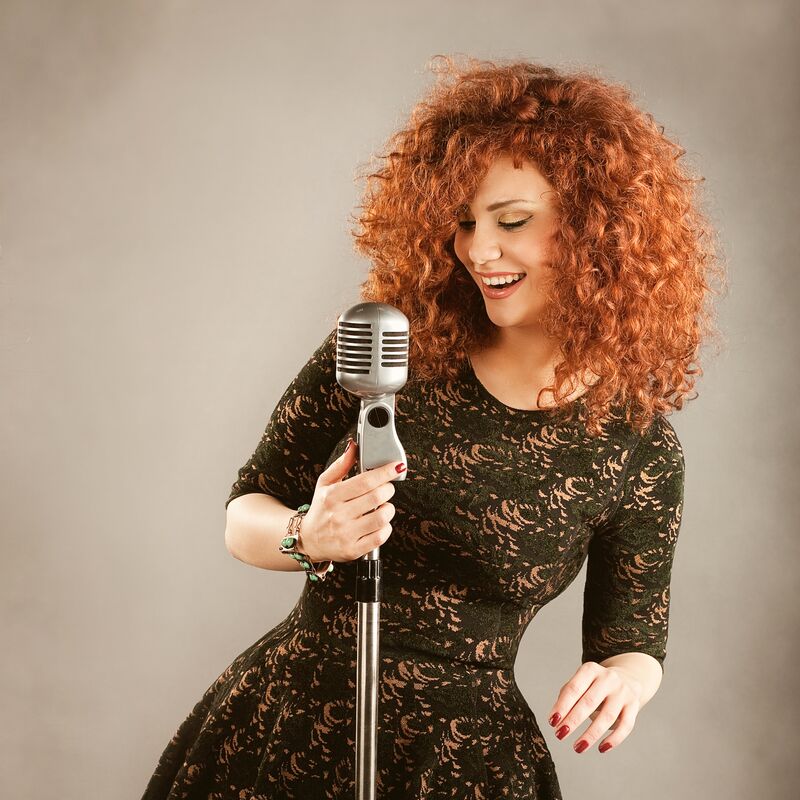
left=464, top=355, right=587, bottom=415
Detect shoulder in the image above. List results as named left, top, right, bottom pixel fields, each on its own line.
left=295, top=326, right=339, bottom=378
left=590, top=412, right=686, bottom=533
left=316, top=326, right=339, bottom=360
left=586, top=407, right=684, bottom=466
left=612, top=414, right=686, bottom=516
left=635, top=413, right=685, bottom=473
left=595, top=412, right=685, bottom=509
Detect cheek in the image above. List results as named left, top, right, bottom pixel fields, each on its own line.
left=511, top=235, right=552, bottom=268
left=452, top=233, right=468, bottom=265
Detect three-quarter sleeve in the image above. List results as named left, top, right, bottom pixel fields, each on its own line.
left=581, top=415, right=686, bottom=673
left=225, top=326, right=360, bottom=512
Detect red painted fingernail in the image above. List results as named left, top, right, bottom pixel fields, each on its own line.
left=599, top=742, right=612, bottom=753
left=548, top=713, right=561, bottom=727
left=556, top=725, right=570, bottom=740
left=395, top=463, right=406, bottom=473
left=574, top=739, right=589, bottom=754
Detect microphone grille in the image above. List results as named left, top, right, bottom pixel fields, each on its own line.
left=336, top=321, right=408, bottom=374
left=335, top=303, right=410, bottom=395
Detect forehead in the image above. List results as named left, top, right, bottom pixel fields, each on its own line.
left=460, top=157, right=558, bottom=213
left=466, top=155, right=556, bottom=209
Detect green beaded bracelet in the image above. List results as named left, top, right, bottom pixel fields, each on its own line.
left=278, top=503, right=335, bottom=582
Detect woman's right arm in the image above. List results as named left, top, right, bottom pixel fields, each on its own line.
left=225, top=445, right=401, bottom=573
left=223, top=328, right=398, bottom=572
left=224, top=493, right=306, bottom=572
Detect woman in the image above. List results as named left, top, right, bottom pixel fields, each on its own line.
left=142, top=55, right=724, bottom=799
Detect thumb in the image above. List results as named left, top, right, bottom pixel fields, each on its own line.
left=319, top=438, right=357, bottom=484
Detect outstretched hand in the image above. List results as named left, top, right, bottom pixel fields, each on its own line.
left=547, top=661, right=643, bottom=755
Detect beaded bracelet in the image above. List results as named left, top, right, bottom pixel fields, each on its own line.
left=278, top=503, right=335, bottom=582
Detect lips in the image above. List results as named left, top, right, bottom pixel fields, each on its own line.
left=480, top=274, right=527, bottom=298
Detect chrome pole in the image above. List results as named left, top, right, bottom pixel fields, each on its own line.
left=355, top=547, right=381, bottom=800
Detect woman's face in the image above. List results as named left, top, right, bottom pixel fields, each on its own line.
left=453, top=154, right=559, bottom=330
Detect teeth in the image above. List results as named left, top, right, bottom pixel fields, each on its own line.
left=482, top=273, right=524, bottom=286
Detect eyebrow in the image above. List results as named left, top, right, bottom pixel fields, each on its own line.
left=485, top=199, right=537, bottom=211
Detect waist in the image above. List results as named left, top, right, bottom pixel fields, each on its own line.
left=293, top=572, right=522, bottom=672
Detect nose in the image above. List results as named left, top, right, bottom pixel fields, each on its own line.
left=467, top=223, right=502, bottom=266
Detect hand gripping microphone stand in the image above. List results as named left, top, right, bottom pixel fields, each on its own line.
left=335, top=302, right=409, bottom=800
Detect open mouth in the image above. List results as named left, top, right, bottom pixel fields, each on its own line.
left=480, top=274, right=527, bottom=297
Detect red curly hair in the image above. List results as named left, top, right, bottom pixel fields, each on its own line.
left=348, top=54, right=727, bottom=437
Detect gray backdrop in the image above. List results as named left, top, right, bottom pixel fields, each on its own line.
left=2, top=1, right=797, bottom=798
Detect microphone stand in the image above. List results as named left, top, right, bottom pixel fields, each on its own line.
left=353, top=392, right=406, bottom=800
left=355, top=474, right=381, bottom=800
left=335, top=303, right=408, bottom=800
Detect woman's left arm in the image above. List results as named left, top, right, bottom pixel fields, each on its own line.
left=549, top=417, right=686, bottom=755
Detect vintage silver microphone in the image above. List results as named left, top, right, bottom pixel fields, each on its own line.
left=335, top=302, right=409, bottom=800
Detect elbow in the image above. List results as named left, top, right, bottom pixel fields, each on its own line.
left=224, top=524, right=237, bottom=558
left=224, top=526, right=236, bottom=557
left=224, top=509, right=242, bottom=559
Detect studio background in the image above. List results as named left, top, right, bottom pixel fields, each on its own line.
left=1, top=1, right=797, bottom=797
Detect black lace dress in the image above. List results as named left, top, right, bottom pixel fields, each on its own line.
left=141, top=327, right=685, bottom=799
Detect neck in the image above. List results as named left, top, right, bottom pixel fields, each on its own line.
left=479, top=326, right=598, bottom=404
left=487, top=327, right=563, bottom=377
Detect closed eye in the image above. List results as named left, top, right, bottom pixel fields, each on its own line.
left=457, top=217, right=531, bottom=231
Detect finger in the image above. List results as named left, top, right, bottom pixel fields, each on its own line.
left=563, top=667, right=640, bottom=754
left=351, top=505, right=394, bottom=542
left=570, top=695, right=624, bottom=754
left=318, top=438, right=358, bottom=485
left=356, top=521, right=394, bottom=555
left=549, top=662, right=602, bottom=739
left=597, top=703, right=638, bottom=754
left=341, top=457, right=407, bottom=502
left=352, top=480, right=396, bottom=518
